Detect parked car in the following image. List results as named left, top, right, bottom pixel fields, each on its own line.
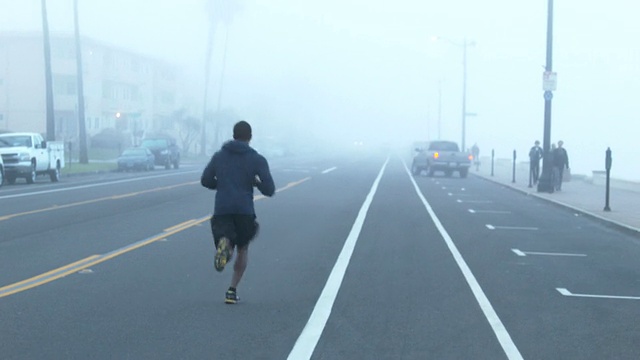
left=117, top=147, right=155, bottom=171
left=140, top=137, right=180, bottom=169
left=412, top=140, right=472, bottom=178
left=0, top=132, right=65, bottom=184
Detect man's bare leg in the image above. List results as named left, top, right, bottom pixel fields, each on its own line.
left=231, top=246, right=248, bottom=289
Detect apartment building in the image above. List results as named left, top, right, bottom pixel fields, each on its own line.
left=0, top=32, right=179, bottom=144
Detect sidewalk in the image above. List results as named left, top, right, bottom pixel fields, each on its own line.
left=472, top=158, right=640, bottom=234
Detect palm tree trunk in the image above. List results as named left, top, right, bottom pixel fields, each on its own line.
left=200, top=25, right=215, bottom=156
left=74, top=0, right=88, bottom=163
left=41, top=0, right=55, bottom=140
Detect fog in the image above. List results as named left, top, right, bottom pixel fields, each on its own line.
left=1, top=0, right=639, bottom=179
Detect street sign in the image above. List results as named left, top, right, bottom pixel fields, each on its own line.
left=544, top=91, right=553, bottom=101
left=543, top=71, right=557, bottom=91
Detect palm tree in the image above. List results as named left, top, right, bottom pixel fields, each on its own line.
left=74, top=0, right=88, bottom=163
left=41, top=0, right=55, bottom=140
left=200, top=0, right=242, bottom=155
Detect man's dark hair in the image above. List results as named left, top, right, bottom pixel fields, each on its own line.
left=233, top=121, right=252, bottom=141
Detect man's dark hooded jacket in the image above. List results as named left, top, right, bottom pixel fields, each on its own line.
left=201, top=140, right=275, bottom=215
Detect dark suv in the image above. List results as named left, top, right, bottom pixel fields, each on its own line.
left=140, top=137, right=180, bottom=169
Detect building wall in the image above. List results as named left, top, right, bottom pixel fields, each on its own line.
left=0, top=33, right=179, bottom=144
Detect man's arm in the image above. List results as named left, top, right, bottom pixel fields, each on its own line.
left=200, top=155, right=218, bottom=190
left=255, top=156, right=275, bottom=197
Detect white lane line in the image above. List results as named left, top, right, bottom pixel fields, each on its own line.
left=486, top=225, right=538, bottom=231
left=321, top=166, right=337, bottom=174
left=511, top=249, right=586, bottom=257
left=457, top=199, right=493, bottom=203
left=0, top=170, right=200, bottom=200
left=511, top=249, right=527, bottom=256
left=403, top=161, right=523, bottom=360
left=287, top=158, right=389, bottom=360
left=448, top=193, right=472, bottom=197
left=468, top=209, right=512, bottom=214
left=557, top=288, right=640, bottom=300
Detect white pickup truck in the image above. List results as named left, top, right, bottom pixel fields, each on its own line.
left=0, top=132, right=65, bottom=184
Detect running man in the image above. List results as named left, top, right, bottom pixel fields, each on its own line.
left=201, top=120, right=275, bottom=304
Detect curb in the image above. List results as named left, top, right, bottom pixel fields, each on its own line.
left=472, top=173, right=640, bottom=236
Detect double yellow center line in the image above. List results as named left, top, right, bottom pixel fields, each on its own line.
left=0, top=177, right=311, bottom=299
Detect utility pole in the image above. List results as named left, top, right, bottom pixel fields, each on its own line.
left=41, top=0, right=55, bottom=140
left=74, top=0, right=88, bottom=163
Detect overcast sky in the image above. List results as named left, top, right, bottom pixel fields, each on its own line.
left=1, top=0, right=639, bottom=179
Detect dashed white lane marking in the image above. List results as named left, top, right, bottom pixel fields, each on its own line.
left=486, top=224, right=538, bottom=231
left=403, top=161, right=523, bottom=360
left=469, top=209, right=511, bottom=214
left=321, top=167, right=337, bottom=174
left=557, top=288, right=640, bottom=300
left=457, top=199, right=493, bottom=204
left=288, top=158, right=389, bottom=360
left=511, top=249, right=586, bottom=257
left=448, top=193, right=472, bottom=197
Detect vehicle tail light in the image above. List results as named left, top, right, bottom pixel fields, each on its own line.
left=433, top=152, right=439, bottom=159
left=468, top=155, right=474, bottom=161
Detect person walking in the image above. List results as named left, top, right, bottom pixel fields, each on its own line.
left=554, top=140, right=570, bottom=191
left=528, top=140, right=543, bottom=185
left=201, top=120, right=275, bottom=304
left=471, top=143, right=480, bottom=171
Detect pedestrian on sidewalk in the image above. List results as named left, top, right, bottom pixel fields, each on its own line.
left=528, top=140, right=543, bottom=184
left=554, top=140, right=570, bottom=191
left=200, top=120, right=276, bottom=304
left=550, top=143, right=559, bottom=188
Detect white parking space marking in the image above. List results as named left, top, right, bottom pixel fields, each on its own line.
left=486, top=225, right=538, bottom=231
left=469, top=209, right=512, bottom=214
left=557, top=288, right=640, bottom=300
left=288, top=158, right=389, bottom=360
left=511, top=249, right=586, bottom=257
left=321, top=167, right=337, bottom=174
left=404, top=161, right=524, bottom=360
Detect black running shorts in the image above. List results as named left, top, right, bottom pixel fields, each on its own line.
left=211, top=214, right=259, bottom=249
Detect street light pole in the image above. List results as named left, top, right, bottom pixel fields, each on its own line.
left=537, top=0, right=555, bottom=193
left=462, top=38, right=468, bottom=152
left=438, top=80, right=442, bottom=140
left=432, top=36, right=474, bottom=149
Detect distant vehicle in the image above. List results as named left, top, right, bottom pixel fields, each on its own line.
left=140, top=137, right=180, bottom=169
left=117, top=147, right=155, bottom=172
left=0, top=132, right=65, bottom=184
left=411, top=140, right=472, bottom=178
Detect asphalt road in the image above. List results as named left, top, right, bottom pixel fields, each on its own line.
left=1, top=151, right=640, bottom=360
